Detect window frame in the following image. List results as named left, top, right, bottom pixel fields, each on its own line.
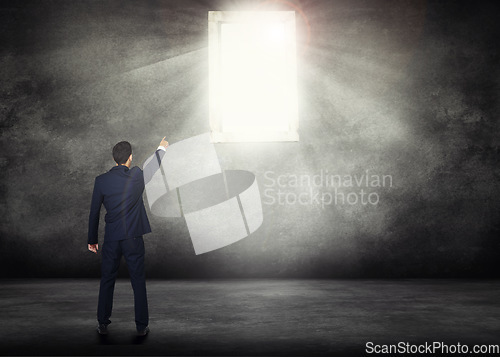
left=208, top=11, right=299, bottom=143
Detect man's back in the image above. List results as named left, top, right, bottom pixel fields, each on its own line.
left=89, top=165, right=151, bottom=243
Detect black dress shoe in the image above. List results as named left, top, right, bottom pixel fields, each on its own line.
left=96, top=324, right=108, bottom=335
left=137, top=326, right=150, bottom=336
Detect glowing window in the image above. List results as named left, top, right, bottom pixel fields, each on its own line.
left=209, top=11, right=299, bottom=142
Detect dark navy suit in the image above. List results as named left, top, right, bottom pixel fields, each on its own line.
left=88, top=148, right=165, bottom=331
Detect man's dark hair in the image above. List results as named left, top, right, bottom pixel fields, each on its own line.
left=112, top=141, right=132, bottom=165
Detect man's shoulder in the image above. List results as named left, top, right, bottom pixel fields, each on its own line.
left=93, top=171, right=111, bottom=188
left=95, top=171, right=108, bottom=181
left=129, top=166, right=143, bottom=176
left=95, top=167, right=120, bottom=182
left=95, top=166, right=142, bottom=183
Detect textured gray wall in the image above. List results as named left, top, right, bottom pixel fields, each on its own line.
left=1, top=0, right=499, bottom=278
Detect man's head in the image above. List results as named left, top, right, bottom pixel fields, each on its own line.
left=112, top=141, right=132, bottom=165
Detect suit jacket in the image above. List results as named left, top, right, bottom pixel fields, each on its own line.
left=88, top=149, right=165, bottom=244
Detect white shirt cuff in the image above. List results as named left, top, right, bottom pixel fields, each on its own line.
left=157, top=146, right=166, bottom=152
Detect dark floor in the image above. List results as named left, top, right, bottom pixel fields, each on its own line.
left=0, top=279, right=499, bottom=356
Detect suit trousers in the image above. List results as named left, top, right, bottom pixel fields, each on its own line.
left=97, top=236, right=148, bottom=331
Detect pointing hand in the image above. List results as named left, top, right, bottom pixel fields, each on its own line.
left=160, top=136, right=169, bottom=149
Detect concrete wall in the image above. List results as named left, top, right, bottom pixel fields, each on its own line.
left=1, top=0, right=499, bottom=278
